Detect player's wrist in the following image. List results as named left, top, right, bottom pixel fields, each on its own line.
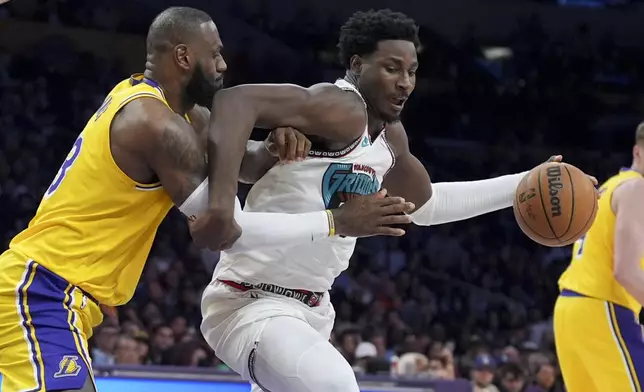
left=325, top=210, right=336, bottom=237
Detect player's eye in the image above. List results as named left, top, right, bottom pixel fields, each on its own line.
left=385, top=66, right=398, bottom=73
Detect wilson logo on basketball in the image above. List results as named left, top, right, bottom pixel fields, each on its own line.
left=518, top=188, right=536, bottom=203
left=546, top=166, right=564, bottom=217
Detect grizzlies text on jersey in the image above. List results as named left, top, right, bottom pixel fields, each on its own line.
left=322, top=162, right=381, bottom=209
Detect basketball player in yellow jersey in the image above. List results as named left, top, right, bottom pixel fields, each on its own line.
left=0, top=7, right=416, bottom=392
left=555, top=124, right=644, bottom=392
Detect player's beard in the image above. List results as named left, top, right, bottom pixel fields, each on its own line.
left=184, top=63, right=222, bottom=108
left=379, top=109, right=401, bottom=124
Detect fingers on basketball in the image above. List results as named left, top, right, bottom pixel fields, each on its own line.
left=513, top=162, right=598, bottom=247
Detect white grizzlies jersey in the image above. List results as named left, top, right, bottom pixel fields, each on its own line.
left=214, top=79, right=396, bottom=292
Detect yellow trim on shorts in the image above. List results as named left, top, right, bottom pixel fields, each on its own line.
left=63, top=285, right=96, bottom=386
left=21, top=261, right=46, bottom=390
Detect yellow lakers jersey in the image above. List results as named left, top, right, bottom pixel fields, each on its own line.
left=559, top=168, right=644, bottom=313
left=8, top=74, right=174, bottom=306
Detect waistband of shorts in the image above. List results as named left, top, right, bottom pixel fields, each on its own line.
left=560, top=289, right=636, bottom=313
left=218, top=279, right=324, bottom=307
left=6, top=250, right=102, bottom=306
left=560, top=289, right=587, bottom=298
left=35, top=261, right=101, bottom=306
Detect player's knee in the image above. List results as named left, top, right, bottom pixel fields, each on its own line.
left=312, top=363, right=359, bottom=392
left=298, top=343, right=360, bottom=392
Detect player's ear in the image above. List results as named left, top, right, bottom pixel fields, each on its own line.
left=634, top=145, right=640, bottom=163
left=349, top=55, right=363, bottom=76
left=174, top=44, right=191, bottom=71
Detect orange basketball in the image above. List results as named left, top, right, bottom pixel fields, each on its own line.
left=513, top=162, right=598, bottom=247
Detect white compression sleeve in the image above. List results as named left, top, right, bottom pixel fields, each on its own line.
left=410, top=172, right=528, bottom=226
left=179, top=180, right=330, bottom=253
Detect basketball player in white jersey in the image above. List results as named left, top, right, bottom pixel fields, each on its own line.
left=187, top=9, right=595, bottom=392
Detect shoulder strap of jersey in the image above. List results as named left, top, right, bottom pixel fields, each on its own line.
left=115, top=76, right=168, bottom=111
left=306, top=80, right=368, bottom=158
left=334, top=79, right=367, bottom=108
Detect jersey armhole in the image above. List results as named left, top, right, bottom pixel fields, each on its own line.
left=307, top=84, right=368, bottom=159
left=106, top=92, right=168, bottom=190
left=610, top=177, right=641, bottom=216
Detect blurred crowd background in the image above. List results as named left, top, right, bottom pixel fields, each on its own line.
left=2, top=0, right=643, bottom=391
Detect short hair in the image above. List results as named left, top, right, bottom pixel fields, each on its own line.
left=637, top=123, right=644, bottom=144
left=146, top=7, right=212, bottom=53
left=337, top=9, right=420, bottom=68
left=499, top=363, right=525, bottom=379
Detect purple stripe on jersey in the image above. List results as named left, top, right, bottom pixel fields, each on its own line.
left=142, top=78, right=160, bottom=88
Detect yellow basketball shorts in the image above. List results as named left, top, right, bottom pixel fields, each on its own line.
left=0, top=252, right=102, bottom=392
left=554, top=289, right=644, bottom=392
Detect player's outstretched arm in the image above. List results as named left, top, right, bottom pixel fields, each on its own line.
left=612, top=178, right=644, bottom=305
left=191, top=83, right=367, bottom=250
left=181, top=182, right=414, bottom=253
left=382, top=122, right=528, bottom=226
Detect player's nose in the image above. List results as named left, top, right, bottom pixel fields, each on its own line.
left=396, top=73, right=413, bottom=93
left=217, top=57, right=228, bottom=73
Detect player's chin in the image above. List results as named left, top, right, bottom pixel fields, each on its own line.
left=381, top=108, right=402, bottom=123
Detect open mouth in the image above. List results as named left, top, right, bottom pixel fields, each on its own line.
left=389, top=97, right=406, bottom=111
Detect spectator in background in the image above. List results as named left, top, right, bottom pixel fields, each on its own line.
left=500, top=345, right=522, bottom=365
left=471, top=354, right=500, bottom=392
left=427, top=352, right=455, bottom=380
left=498, top=363, right=526, bottom=392
left=165, top=341, right=210, bottom=367
left=120, top=320, right=143, bottom=338
left=526, top=363, right=560, bottom=392
left=149, top=325, right=175, bottom=364
left=396, top=352, right=430, bottom=377
left=170, top=316, right=189, bottom=342
left=337, top=329, right=359, bottom=365
left=134, top=332, right=151, bottom=365
left=428, top=347, right=455, bottom=380
left=114, top=335, right=142, bottom=365
left=353, top=341, right=378, bottom=374
left=90, top=324, right=119, bottom=366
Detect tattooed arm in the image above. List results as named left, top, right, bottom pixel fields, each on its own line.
left=111, top=98, right=206, bottom=206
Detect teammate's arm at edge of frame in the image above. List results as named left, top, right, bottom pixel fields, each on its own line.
left=612, top=177, right=644, bottom=306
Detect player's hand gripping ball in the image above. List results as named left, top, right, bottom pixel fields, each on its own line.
left=513, top=157, right=599, bottom=247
